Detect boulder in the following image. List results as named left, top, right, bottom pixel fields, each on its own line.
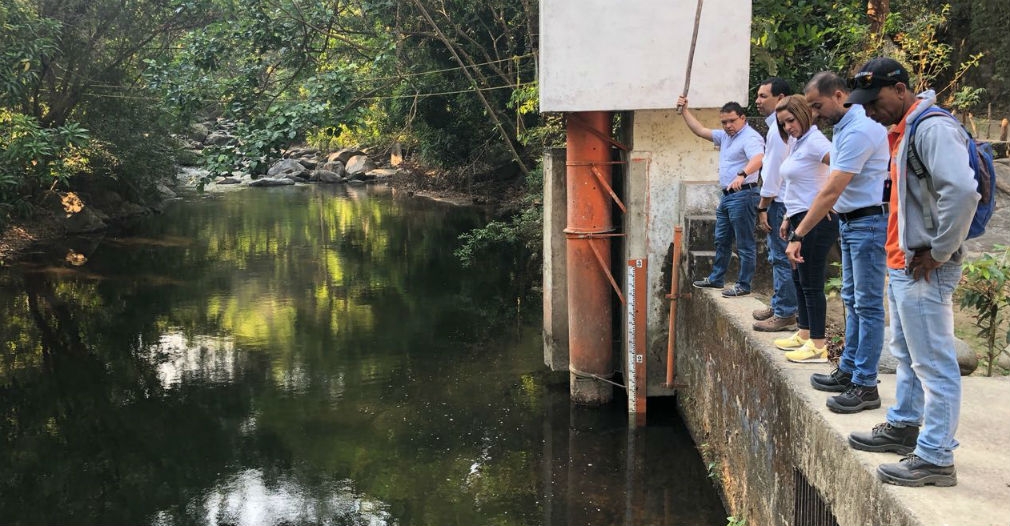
left=217, top=177, right=242, bottom=185
left=365, top=168, right=399, bottom=181
left=176, top=149, right=203, bottom=166
left=321, top=161, right=345, bottom=175
left=285, top=147, right=319, bottom=158
left=62, top=206, right=108, bottom=234
left=327, top=148, right=366, bottom=165
left=311, top=169, right=344, bottom=183
left=878, top=329, right=978, bottom=376
left=205, top=131, right=235, bottom=146
left=298, top=157, right=319, bottom=170
left=249, top=177, right=296, bottom=187
left=156, top=183, right=178, bottom=200
left=188, top=122, right=210, bottom=143
left=267, top=158, right=308, bottom=179
left=345, top=154, right=376, bottom=176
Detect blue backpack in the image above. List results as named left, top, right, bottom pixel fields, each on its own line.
left=907, top=105, right=996, bottom=240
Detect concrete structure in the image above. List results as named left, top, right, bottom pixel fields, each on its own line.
left=540, top=0, right=751, bottom=111
left=540, top=0, right=753, bottom=403
left=679, top=286, right=1010, bottom=526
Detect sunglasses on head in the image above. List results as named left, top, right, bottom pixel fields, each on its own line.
left=847, top=68, right=904, bottom=90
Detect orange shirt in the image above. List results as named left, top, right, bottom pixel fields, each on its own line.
left=885, top=101, right=922, bottom=270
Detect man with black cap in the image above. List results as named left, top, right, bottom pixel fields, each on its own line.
left=784, top=72, right=889, bottom=410
left=844, top=57, right=979, bottom=487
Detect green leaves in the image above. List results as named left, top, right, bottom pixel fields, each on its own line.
left=957, top=245, right=1010, bottom=376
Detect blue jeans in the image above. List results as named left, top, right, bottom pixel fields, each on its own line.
left=767, top=200, right=797, bottom=317
left=837, top=214, right=887, bottom=387
left=885, top=263, right=962, bottom=467
left=789, top=212, right=838, bottom=339
left=708, top=188, right=758, bottom=290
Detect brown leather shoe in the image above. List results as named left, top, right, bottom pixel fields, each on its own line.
left=752, top=306, right=773, bottom=321
left=753, top=315, right=796, bottom=332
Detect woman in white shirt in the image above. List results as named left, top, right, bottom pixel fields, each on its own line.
left=771, top=95, right=838, bottom=364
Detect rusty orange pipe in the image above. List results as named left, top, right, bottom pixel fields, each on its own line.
left=565, top=111, right=614, bottom=404
left=665, top=226, right=685, bottom=387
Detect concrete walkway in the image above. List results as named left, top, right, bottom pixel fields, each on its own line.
left=718, top=291, right=1010, bottom=526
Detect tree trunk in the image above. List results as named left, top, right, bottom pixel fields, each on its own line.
left=867, top=0, right=890, bottom=35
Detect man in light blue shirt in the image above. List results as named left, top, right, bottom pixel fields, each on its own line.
left=787, top=71, right=890, bottom=414
left=677, top=96, right=765, bottom=297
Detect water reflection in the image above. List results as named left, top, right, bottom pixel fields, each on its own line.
left=0, top=185, right=724, bottom=525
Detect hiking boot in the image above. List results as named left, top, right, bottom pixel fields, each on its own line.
left=848, top=422, right=919, bottom=454
left=810, top=368, right=852, bottom=393
left=827, top=384, right=881, bottom=413
left=693, top=277, right=723, bottom=289
left=721, top=284, right=750, bottom=297
left=752, top=306, right=773, bottom=321
left=877, top=454, right=957, bottom=487
left=774, top=331, right=808, bottom=351
left=784, top=340, right=828, bottom=363
left=753, top=315, right=796, bottom=332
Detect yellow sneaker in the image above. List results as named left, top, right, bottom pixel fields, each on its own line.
left=785, top=340, right=828, bottom=363
left=774, top=331, right=808, bottom=351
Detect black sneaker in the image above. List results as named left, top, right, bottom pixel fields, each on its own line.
left=877, top=454, right=957, bottom=487
left=826, top=384, right=880, bottom=413
left=721, top=284, right=750, bottom=297
left=810, top=368, right=852, bottom=393
left=692, top=278, right=723, bottom=289
left=848, top=422, right=919, bottom=454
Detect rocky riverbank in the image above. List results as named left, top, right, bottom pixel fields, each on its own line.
left=0, top=144, right=522, bottom=264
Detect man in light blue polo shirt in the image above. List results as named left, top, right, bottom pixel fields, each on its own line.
left=786, top=71, right=889, bottom=414
left=677, top=96, right=765, bottom=297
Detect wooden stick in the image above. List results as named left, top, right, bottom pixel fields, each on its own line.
left=677, top=0, right=705, bottom=114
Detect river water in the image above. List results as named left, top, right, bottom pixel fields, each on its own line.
left=0, top=184, right=725, bottom=525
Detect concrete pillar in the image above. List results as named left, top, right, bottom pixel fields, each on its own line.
left=543, top=147, right=569, bottom=371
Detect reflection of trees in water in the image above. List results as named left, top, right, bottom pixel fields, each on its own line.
left=0, top=188, right=548, bottom=524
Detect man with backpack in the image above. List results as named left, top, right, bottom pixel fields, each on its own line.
left=844, top=57, right=980, bottom=487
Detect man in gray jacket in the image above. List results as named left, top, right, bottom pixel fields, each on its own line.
left=843, top=57, right=979, bottom=487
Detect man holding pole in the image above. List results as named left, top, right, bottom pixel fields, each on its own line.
left=678, top=96, right=765, bottom=297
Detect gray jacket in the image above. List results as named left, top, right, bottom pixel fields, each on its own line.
left=893, top=90, right=979, bottom=264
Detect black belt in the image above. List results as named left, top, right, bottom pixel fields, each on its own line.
left=837, top=205, right=888, bottom=222
left=723, top=182, right=758, bottom=196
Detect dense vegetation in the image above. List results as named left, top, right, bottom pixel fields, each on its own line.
left=2, top=0, right=1007, bottom=243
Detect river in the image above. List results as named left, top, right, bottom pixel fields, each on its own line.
left=0, top=184, right=726, bottom=525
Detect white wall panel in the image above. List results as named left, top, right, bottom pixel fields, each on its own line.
left=540, top=0, right=751, bottom=111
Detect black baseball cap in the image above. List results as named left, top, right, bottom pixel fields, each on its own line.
left=844, top=57, right=910, bottom=107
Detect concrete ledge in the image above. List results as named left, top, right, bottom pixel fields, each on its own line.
left=676, top=287, right=1010, bottom=526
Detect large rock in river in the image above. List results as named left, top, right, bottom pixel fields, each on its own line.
left=249, top=177, right=296, bottom=187
left=327, top=148, right=366, bottom=165
left=267, top=158, right=308, bottom=179
left=345, top=155, right=376, bottom=177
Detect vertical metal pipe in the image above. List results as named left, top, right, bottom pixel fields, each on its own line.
left=565, top=111, right=614, bottom=405
left=665, top=226, right=684, bottom=387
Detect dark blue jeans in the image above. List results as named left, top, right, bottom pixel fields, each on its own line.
left=708, top=188, right=759, bottom=290
left=788, top=212, right=839, bottom=340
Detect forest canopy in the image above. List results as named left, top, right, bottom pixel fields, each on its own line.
left=1, top=0, right=1007, bottom=225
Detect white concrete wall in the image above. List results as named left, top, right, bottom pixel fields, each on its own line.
left=540, top=0, right=751, bottom=112
left=631, top=109, right=725, bottom=388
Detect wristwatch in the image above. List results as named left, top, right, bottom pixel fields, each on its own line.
left=788, top=231, right=804, bottom=242
left=737, top=170, right=747, bottom=178
left=757, top=207, right=768, bottom=213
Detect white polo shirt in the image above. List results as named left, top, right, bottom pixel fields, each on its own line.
left=780, top=125, right=832, bottom=217
left=759, top=113, right=793, bottom=203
